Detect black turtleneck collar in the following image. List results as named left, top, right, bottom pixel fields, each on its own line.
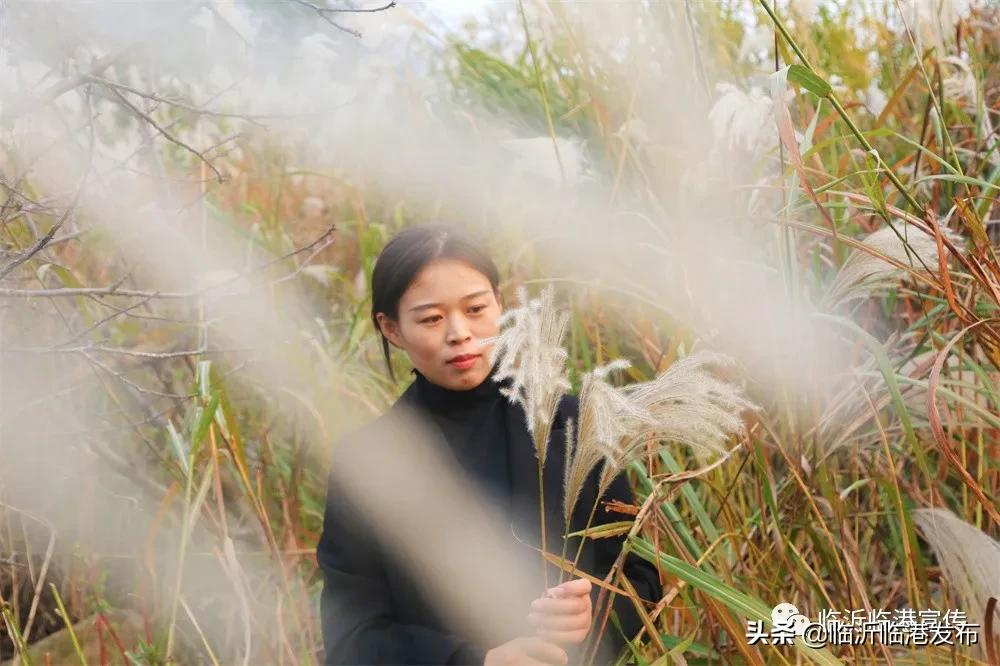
left=411, top=359, right=508, bottom=415
left=407, top=358, right=514, bottom=510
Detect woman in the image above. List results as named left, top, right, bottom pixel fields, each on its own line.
left=317, top=223, right=662, bottom=665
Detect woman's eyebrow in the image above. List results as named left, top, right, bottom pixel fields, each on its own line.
left=408, top=289, right=491, bottom=312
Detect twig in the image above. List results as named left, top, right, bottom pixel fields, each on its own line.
left=78, top=288, right=196, bottom=324
left=22, top=529, right=55, bottom=643
left=1, top=1, right=204, bottom=122
left=45, top=229, right=89, bottom=247
left=0, top=286, right=191, bottom=299
left=0, top=161, right=89, bottom=280
left=0, top=177, right=42, bottom=210
left=109, top=87, right=226, bottom=184
left=86, top=76, right=271, bottom=126
left=4, top=344, right=247, bottom=359
left=109, top=75, right=246, bottom=172
left=287, top=0, right=398, bottom=38
left=82, top=352, right=198, bottom=399
left=1, top=224, right=335, bottom=309
left=270, top=230, right=337, bottom=285
left=1, top=223, right=332, bottom=298
left=56, top=294, right=159, bottom=347
left=320, top=0, right=396, bottom=12
left=0, top=504, right=55, bottom=649
left=288, top=0, right=361, bottom=37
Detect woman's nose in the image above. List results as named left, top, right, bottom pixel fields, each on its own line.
left=446, top=314, right=471, bottom=342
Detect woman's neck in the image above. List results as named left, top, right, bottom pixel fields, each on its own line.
left=411, top=360, right=506, bottom=414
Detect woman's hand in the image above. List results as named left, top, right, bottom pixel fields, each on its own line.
left=482, top=578, right=593, bottom=665
left=483, top=636, right=569, bottom=665
left=526, top=578, right=593, bottom=646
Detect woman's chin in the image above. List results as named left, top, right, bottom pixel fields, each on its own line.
left=445, top=362, right=487, bottom=388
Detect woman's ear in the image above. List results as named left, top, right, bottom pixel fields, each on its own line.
left=375, top=312, right=404, bottom=349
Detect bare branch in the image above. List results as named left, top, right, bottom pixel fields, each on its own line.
left=271, top=229, right=337, bottom=285
left=82, top=352, right=198, bottom=399
left=0, top=179, right=87, bottom=279
left=322, top=0, right=396, bottom=12
left=46, top=229, right=90, bottom=247
left=0, top=224, right=336, bottom=299
left=0, top=286, right=190, bottom=299
left=108, top=87, right=227, bottom=184
left=0, top=104, right=95, bottom=279
left=0, top=1, right=205, bottom=122
left=5, top=344, right=248, bottom=359
left=56, top=293, right=159, bottom=347
left=286, top=0, right=396, bottom=38
left=86, top=76, right=277, bottom=126
left=250, top=222, right=337, bottom=274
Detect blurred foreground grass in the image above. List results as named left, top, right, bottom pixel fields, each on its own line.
left=1, top=1, right=999, bottom=664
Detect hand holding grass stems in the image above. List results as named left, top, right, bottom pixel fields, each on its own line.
left=481, top=285, right=759, bottom=643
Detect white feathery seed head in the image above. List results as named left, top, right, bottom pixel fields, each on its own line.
left=562, top=358, right=658, bottom=524
left=900, top=0, right=975, bottom=54
left=601, top=350, right=760, bottom=488
left=825, top=223, right=963, bottom=306
left=482, top=285, right=758, bottom=526
left=563, top=351, right=759, bottom=516
left=913, top=507, right=1000, bottom=656
left=708, top=82, right=774, bottom=154
left=940, top=56, right=978, bottom=106
left=479, top=285, right=571, bottom=467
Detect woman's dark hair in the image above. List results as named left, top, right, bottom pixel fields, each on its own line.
left=370, top=222, right=500, bottom=381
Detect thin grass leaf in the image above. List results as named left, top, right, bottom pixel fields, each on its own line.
left=628, top=537, right=843, bottom=665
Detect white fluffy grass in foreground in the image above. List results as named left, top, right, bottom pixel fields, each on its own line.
left=481, top=287, right=759, bottom=524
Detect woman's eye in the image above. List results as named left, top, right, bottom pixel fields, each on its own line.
left=468, top=305, right=486, bottom=314
left=420, top=315, right=442, bottom=324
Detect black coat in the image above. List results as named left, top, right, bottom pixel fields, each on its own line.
left=317, top=379, right=662, bottom=665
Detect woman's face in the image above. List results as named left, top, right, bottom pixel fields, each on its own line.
left=376, top=258, right=503, bottom=391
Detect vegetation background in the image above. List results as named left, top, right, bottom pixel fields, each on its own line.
left=0, top=0, right=998, bottom=664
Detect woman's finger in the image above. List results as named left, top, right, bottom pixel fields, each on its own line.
left=550, top=577, right=591, bottom=597
left=523, top=656, right=567, bottom=666
left=527, top=611, right=590, bottom=631
left=537, top=628, right=589, bottom=645
left=518, top=657, right=566, bottom=666
left=523, top=636, right=569, bottom=664
left=530, top=596, right=590, bottom=615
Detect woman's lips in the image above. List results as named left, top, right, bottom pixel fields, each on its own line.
left=447, top=354, right=480, bottom=370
